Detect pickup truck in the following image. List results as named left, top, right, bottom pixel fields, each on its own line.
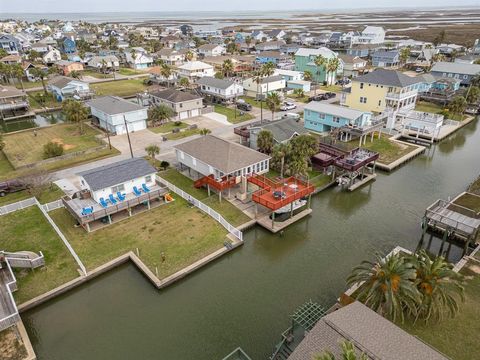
left=0, top=179, right=27, bottom=197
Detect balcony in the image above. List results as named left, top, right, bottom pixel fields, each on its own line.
left=385, top=90, right=418, bottom=101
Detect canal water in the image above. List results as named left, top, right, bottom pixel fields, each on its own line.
left=22, top=119, right=480, bottom=360
left=0, top=112, right=64, bottom=133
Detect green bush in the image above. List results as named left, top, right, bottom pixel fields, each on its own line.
left=43, top=141, right=64, bottom=159
left=174, top=121, right=182, bottom=126
left=160, top=161, right=170, bottom=170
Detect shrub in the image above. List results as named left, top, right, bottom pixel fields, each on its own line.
left=160, top=161, right=170, bottom=170
left=174, top=121, right=182, bottom=126
left=43, top=141, right=64, bottom=159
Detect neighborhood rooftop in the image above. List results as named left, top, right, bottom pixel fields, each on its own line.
left=431, top=61, right=480, bottom=75
left=253, top=118, right=309, bottom=142
left=86, top=96, right=144, bottom=115
left=77, top=158, right=156, bottom=191
left=304, top=102, right=368, bottom=120
left=354, top=68, right=421, bottom=87
left=149, top=88, right=202, bottom=102
left=48, top=75, right=78, bottom=89
left=174, top=135, right=270, bottom=174
left=197, top=76, right=235, bottom=90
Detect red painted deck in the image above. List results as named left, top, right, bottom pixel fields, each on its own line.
left=248, top=174, right=315, bottom=211
left=194, top=175, right=237, bottom=191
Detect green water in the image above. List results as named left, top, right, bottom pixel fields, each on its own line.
left=0, top=112, right=64, bottom=133
left=22, top=120, right=480, bottom=360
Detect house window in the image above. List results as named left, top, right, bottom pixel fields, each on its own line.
left=463, top=75, right=468, bottom=79
left=378, top=100, right=381, bottom=106
left=332, top=116, right=340, bottom=123
left=111, top=184, right=125, bottom=193
left=145, top=175, right=152, bottom=183
left=360, top=97, right=367, bottom=103
left=319, top=113, right=325, bottom=119
left=360, top=83, right=364, bottom=89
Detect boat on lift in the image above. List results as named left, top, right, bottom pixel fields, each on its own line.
left=274, top=199, right=307, bottom=215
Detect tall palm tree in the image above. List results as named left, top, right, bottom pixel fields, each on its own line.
left=266, top=92, right=281, bottom=121
left=257, top=129, right=274, bottom=154
left=346, top=252, right=421, bottom=322
left=410, top=250, right=464, bottom=323
left=184, top=50, right=194, bottom=62
left=222, top=59, right=234, bottom=78
left=253, top=70, right=264, bottom=122
left=11, top=63, right=25, bottom=91
left=179, top=77, right=189, bottom=88
left=30, top=67, right=48, bottom=95
left=145, top=144, right=160, bottom=164
left=399, top=47, right=411, bottom=67
left=199, top=128, right=211, bottom=136
left=273, top=142, right=291, bottom=178
left=160, top=63, right=172, bottom=88
left=63, top=99, right=89, bottom=134
left=326, top=58, right=340, bottom=86
left=303, top=70, right=313, bottom=83
left=313, top=55, right=326, bottom=94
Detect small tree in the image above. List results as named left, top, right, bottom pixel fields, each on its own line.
left=293, top=88, right=305, bottom=99
left=43, top=141, right=64, bottom=159
left=399, top=47, right=411, bottom=66
left=199, top=128, right=211, bottom=136
left=266, top=92, right=281, bottom=121
left=178, top=77, right=189, bottom=88
left=148, top=104, right=174, bottom=126
left=466, top=86, right=479, bottom=104
left=63, top=99, right=89, bottom=134
left=448, top=96, right=467, bottom=119
left=160, top=160, right=170, bottom=170
left=257, top=129, right=274, bottom=154
left=314, top=341, right=368, bottom=360
left=145, top=144, right=160, bottom=164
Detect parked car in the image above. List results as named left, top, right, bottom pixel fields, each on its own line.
left=280, top=102, right=296, bottom=111
left=415, top=67, right=424, bottom=73
left=0, top=179, right=27, bottom=197
left=308, top=95, right=325, bottom=102
left=282, top=112, right=301, bottom=119
left=336, top=79, right=351, bottom=86
left=236, top=102, right=252, bottom=111
left=324, top=92, right=336, bottom=99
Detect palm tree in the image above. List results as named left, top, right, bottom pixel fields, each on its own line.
left=399, top=47, right=411, bottom=67
left=100, top=59, right=108, bottom=77
left=326, top=58, right=340, bottom=86
left=257, top=129, right=274, bottom=154
left=253, top=70, right=265, bottom=122
left=70, top=70, right=81, bottom=79
left=266, top=92, right=281, bottom=121
left=63, top=99, right=89, bottom=134
left=303, top=70, right=313, bottom=83
left=222, top=59, right=234, bottom=78
left=145, top=144, right=160, bottom=164
left=272, top=143, right=291, bottom=178
left=30, top=67, right=48, bottom=95
left=130, top=49, right=137, bottom=68
left=10, top=63, right=25, bottom=91
left=184, top=51, right=194, bottom=62
left=261, top=61, right=276, bottom=119
left=148, top=104, right=174, bottom=126
left=410, top=250, right=464, bottom=323
left=160, top=63, right=172, bottom=88
left=199, top=128, right=211, bottom=136
left=450, top=49, right=458, bottom=61
left=466, top=86, right=479, bottom=104
left=179, top=77, right=189, bottom=88
left=346, top=252, right=421, bottom=322
left=313, top=55, right=326, bottom=94
left=293, top=88, right=305, bottom=99
left=448, top=96, right=467, bottom=119
left=314, top=341, right=368, bottom=360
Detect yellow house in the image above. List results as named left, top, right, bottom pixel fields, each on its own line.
left=342, top=69, right=421, bottom=114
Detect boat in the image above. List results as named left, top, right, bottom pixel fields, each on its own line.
left=274, top=199, right=307, bottom=215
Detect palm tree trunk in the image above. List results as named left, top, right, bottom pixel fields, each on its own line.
left=280, top=157, right=284, bottom=178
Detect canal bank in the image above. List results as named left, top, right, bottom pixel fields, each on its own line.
left=22, top=118, right=480, bottom=360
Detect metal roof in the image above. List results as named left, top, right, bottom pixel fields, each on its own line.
left=431, top=61, right=480, bottom=76
left=304, top=102, right=368, bottom=121
left=354, top=69, right=421, bottom=87
left=252, top=118, right=309, bottom=143
left=87, top=96, right=144, bottom=115
left=78, top=158, right=157, bottom=191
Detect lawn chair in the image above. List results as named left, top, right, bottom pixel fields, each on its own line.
left=133, top=186, right=142, bottom=196
left=99, top=197, right=109, bottom=208
left=142, top=183, right=150, bottom=193
left=109, top=194, right=117, bottom=204
left=117, top=192, right=126, bottom=201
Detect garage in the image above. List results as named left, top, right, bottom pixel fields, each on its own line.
left=190, top=109, right=199, bottom=117
left=179, top=111, right=188, bottom=120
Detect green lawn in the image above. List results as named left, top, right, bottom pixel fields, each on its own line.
left=160, top=168, right=250, bottom=226
left=15, top=80, right=43, bottom=89
left=148, top=121, right=188, bottom=134
left=118, top=67, right=147, bottom=76
left=90, top=79, right=147, bottom=97
left=0, top=206, right=79, bottom=304
left=214, top=105, right=255, bottom=124
left=0, top=183, right=64, bottom=206
left=290, top=94, right=310, bottom=103
left=27, top=91, right=59, bottom=110
left=80, top=70, right=114, bottom=79
left=319, top=84, right=342, bottom=93
left=399, top=261, right=480, bottom=360
left=164, top=128, right=201, bottom=140
left=468, top=176, right=480, bottom=195
left=49, top=199, right=228, bottom=279
left=453, top=193, right=480, bottom=213
left=2, top=123, right=105, bottom=168
left=415, top=101, right=465, bottom=121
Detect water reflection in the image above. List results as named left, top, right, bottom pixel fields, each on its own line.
left=326, top=184, right=372, bottom=216
left=0, top=111, right=65, bottom=132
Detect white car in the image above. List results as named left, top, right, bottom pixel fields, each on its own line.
left=280, top=102, right=296, bottom=111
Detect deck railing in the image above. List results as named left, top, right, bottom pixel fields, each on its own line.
left=0, top=261, right=20, bottom=332
left=157, top=176, right=243, bottom=241
left=425, top=199, right=478, bottom=235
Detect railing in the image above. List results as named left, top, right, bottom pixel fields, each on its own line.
left=157, top=176, right=243, bottom=241
left=425, top=199, right=478, bottom=235
left=194, top=175, right=237, bottom=191
left=42, top=199, right=64, bottom=212
left=0, top=261, right=20, bottom=332
left=0, top=197, right=36, bottom=216
left=1, top=251, right=45, bottom=269
left=386, top=90, right=418, bottom=100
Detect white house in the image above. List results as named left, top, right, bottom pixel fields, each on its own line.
left=198, top=44, right=226, bottom=57
left=78, top=158, right=157, bottom=203
left=156, top=48, right=185, bottom=65
left=358, top=26, right=385, bottom=44
left=87, top=55, right=120, bottom=71
left=177, top=61, right=215, bottom=80
left=196, top=77, right=243, bottom=101
left=42, top=48, right=61, bottom=64
left=274, top=69, right=304, bottom=82
left=242, top=75, right=286, bottom=98
left=87, top=96, right=148, bottom=135
left=48, top=76, right=91, bottom=101
left=124, top=49, right=154, bottom=69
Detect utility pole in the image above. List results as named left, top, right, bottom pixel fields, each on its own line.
left=123, top=115, right=134, bottom=158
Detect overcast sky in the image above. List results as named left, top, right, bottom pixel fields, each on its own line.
left=2, top=0, right=479, bottom=13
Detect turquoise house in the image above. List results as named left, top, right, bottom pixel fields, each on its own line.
left=304, top=102, right=372, bottom=133
left=294, top=47, right=340, bottom=84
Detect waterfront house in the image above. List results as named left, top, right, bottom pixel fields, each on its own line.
left=419, top=76, right=461, bottom=104
left=61, top=37, right=76, bottom=54
left=247, top=117, right=309, bottom=150
left=87, top=55, right=120, bottom=72
left=346, top=44, right=381, bottom=58
left=55, top=60, right=84, bottom=75
left=338, top=55, right=367, bottom=78
left=273, top=69, right=304, bottom=82
left=196, top=77, right=243, bottom=102
left=174, top=135, right=270, bottom=180
left=48, top=76, right=91, bottom=101
left=288, top=301, right=448, bottom=360
left=294, top=47, right=339, bottom=84
left=242, top=75, right=286, bottom=98
left=87, top=96, right=148, bottom=135
left=371, top=50, right=400, bottom=68
left=430, top=62, right=480, bottom=86
left=177, top=61, right=215, bottom=81
left=304, top=102, right=372, bottom=133
left=0, top=34, right=21, bottom=55
left=0, top=54, right=21, bottom=65
left=155, top=48, right=186, bottom=65
left=358, top=26, right=385, bottom=44
left=124, top=49, right=153, bottom=69
left=42, top=47, right=61, bottom=64
left=198, top=44, right=226, bottom=57
left=255, top=51, right=290, bottom=65
left=149, top=89, right=203, bottom=120
left=0, top=85, right=29, bottom=120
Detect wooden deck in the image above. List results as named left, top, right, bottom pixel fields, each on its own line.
left=256, top=208, right=313, bottom=233
left=0, top=263, right=19, bottom=332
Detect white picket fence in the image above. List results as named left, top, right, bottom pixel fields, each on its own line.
left=0, top=197, right=36, bottom=215
left=42, top=199, right=64, bottom=212
left=157, top=176, right=243, bottom=242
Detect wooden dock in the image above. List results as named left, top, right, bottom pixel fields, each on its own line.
left=256, top=208, right=312, bottom=233
left=347, top=173, right=377, bottom=191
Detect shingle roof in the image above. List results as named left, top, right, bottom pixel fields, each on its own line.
left=48, top=76, right=79, bottom=89
left=0, top=85, right=25, bottom=99
left=197, top=76, right=236, bottom=90
left=431, top=61, right=480, bottom=76
left=253, top=118, right=309, bottom=143
left=354, top=69, right=421, bottom=87
left=288, top=301, right=449, bottom=360
left=295, top=47, right=337, bottom=58
left=174, top=135, right=270, bottom=174
left=198, top=44, right=222, bottom=51
left=149, top=89, right=202, bottom=103
left=304, top=102, right=368, bottom=121
left=78, top=158, right=157, bottom=191
left=87, top=96, right=144, bottom=115
left=178, top=61, right=213, bottom=71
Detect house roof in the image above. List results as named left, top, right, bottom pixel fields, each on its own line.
left=87, top=96, right=144, bottom=115
left=295, top=47, right=337, bottom=58
left=48, top=76, right=79, bottom=89
left=0, top=54, right=21, bottom=62
left=288, top=301, right=448, bottom=360
left=78, top=158, right=156, bottom=191
left=372, top=50, right=399, bottom=59
left=197, top=76, right=236, bottom=90
left=198, top=43, right=223, bottom=51
left=304, top=102, right=368, bottom=121
left=431, top=61, right=480, bottom=76
left=174, top=135, right=270, bottom=174
left=257, top=75, right=284, bottom=84
left=0, top=85, right=25, bottom=99
left=354, top=69, right=421, bottom=87
left=252, top=118, right=309, bottom=143
left=338, top=54, right=366, bottom=64
left=178, top=61, right=213, bottom=71
left=149, top=88, right=202, bottom=103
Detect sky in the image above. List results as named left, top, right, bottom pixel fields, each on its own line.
left=1, top=0, right=479, bottom=13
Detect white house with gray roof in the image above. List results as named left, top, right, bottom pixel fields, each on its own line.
left=47, top=76, right=90, bottom=101
left=243, top=75, right=286, bottom=98
left=196, top=76, right=243, bottom=101
left=149, top=89, right=203, bottom=120
left=87, top=96, right=148, bottom=135
left=430, top=61, right=480, bottom=86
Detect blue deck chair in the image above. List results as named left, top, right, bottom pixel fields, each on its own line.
left=142, top=183, right=150, bottom=193
left=133, top=186, right=142, bottom=196
left=117, top=192, right=126, bottom=201
left=99, top=197, right=108, bottom=208
left=109, top=194, right=118, bottom=204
